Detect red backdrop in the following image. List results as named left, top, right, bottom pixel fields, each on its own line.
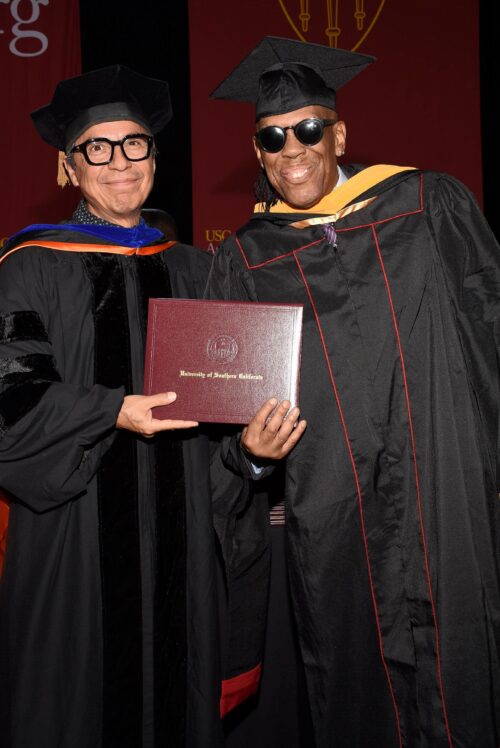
left=0, top=0, right=81, bottom=242
left=0, top=0, right=80, bottom=572
left=188, top=0, right=481, bottom=251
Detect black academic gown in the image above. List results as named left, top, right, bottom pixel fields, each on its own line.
left=0, top=225, right=233, bottom=748
left=206, top=168, right=500, bottom=747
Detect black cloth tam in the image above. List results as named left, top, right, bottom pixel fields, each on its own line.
left=31, top=65, right=172, bottom=152
left=210, top=36, right=374, bottom=120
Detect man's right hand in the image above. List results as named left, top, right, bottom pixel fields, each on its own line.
left=116, top=392, right=198, bottom=436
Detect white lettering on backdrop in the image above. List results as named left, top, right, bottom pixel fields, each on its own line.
left=0, top=0, right=49, bottom=57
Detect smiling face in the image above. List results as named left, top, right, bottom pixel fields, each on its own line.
left=253, top=105, right=346, bottom=210
left=65, top=119, right=155, bottom=227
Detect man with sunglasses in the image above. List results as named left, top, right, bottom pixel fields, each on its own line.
left=207, top=37, right=500, bottom=748
left=0, top=65, right=256, bottom=748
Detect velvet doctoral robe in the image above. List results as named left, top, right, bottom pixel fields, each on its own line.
left=0, top=224, right=234, bottom=748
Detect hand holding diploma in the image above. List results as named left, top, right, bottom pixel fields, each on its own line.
left=117, top=392, right=198, bottom=436
left=241, top=398, right=307, bottom=460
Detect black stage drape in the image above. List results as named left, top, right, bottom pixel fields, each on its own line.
left=480, top=0, right=500, bottom=240
left=80, top=2, right=193, bottom=243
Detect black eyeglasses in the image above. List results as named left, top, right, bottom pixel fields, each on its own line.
left=255, top=118, right=337, bottom=153
left=69, top=133, right=154, bottom=165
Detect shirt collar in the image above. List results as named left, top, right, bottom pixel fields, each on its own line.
left=72, top=199, right=137, bottom=228
left=335, top=166, right=348, bottom=189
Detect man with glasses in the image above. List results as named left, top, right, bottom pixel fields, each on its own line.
left=207, top=37, right=500, bottom=748
left=0, top=65, right=245, bottom=748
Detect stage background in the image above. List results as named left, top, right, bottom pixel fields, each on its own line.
left=188, top=0, right=483, bottom=251
left=1, top=1, right=498, bottom=245
left=0, top=0, right=81, bottom=240
left=79, top=0, right=194, bottom=244
left=0, top=0, right=81, bottom=551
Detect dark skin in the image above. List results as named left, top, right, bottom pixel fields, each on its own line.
left=236, top=106, right=346, bottom=460
left=240, top=106, right=347, bottom=459
left=253, top=104, right=346, bottom=210
left=237, top=106, right=347, bottom=460
left=241, top=398, right=307, bottom=460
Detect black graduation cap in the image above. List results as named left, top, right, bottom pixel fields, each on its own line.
left=210, top=36, right=375, bottom=120
left=31, top=65, right=172, bottom=152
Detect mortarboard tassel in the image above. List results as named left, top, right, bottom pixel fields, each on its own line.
left=57, top=151, right=69, bottom=188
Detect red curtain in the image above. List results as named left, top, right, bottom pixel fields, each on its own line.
left=188, top=0, right=481, bottom=251
left=0, top=0, right=81, bottom=242
left=0, top=0, right=81, bottom=574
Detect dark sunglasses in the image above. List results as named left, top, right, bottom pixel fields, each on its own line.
left=255, top=118, right=337, bottom=153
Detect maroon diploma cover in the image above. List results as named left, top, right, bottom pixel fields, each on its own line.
left=144, top=299, right=303, bottom=423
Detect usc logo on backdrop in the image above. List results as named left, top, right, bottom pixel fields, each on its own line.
left=0, top=0, right=49, bottom=57
left=204, top=228, right=231, bottom=254
left=278, top=0, right=385, bottom=50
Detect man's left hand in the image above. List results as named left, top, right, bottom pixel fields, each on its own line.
left=241, top=398, right=307, bottom=461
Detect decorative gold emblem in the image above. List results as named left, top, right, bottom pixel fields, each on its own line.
left=207, top=335, right=239, bottom=363
left=278, top=0, right=385, bottom=50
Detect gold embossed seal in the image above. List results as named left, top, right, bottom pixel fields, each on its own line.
left=207, top=335, right=239, bottom=363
